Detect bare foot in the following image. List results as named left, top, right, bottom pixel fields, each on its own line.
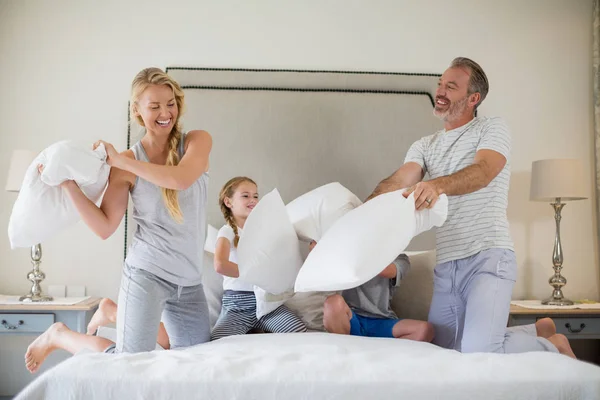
left=24, top=322, right=66, bottom=373
left=547, top=334, right=577, bottom=359
left=87, top=298, right=117, bottom=335
left=535, top=317, right=556, bottom=339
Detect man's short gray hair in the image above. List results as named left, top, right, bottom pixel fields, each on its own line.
left=450, top=57, right=489, bottom=111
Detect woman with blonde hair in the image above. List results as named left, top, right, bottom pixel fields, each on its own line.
left=24, top=67, right=213, bottom=372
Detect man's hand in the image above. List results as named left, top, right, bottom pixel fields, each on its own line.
left=366, top=162, right=424, bottom=202
left=413, top=150, right=507, bottom=199
left=403, top=181, right=441, bottom=210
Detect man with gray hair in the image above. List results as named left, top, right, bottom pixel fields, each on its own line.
left=367, top=57, right=575, bottom=357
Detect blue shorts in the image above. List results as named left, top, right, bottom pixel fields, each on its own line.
left=349, top=312, right=399, bottom=338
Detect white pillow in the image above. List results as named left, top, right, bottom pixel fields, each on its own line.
left=282, top=219, right=338, bottom=331
left=203, top=223, right=279, bottom=322
left=294, top=191, right=447, bottom=292
left=204, top=224, right=219, bottom=254
left=8, top=141, right=110, bottom=249
left=254, top=286, right=293, bottom=320
left=254, top=239, right=328, bottom=327
left=237, top=189, right=303, bottom=295
left=239, top=236, right=334, bottom=329
left=202, top=221, right=298, bottom=322
left=286, top=182, right=362, bottom=242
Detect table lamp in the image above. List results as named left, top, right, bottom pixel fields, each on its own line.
left=5, top=150, right=53, bottom=302
left=530, top=159, right=588, bottom=306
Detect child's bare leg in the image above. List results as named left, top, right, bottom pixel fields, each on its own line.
left=392, top=319, right=435, bottom=342
left=87, top=298, right=117, bottom=335
left=25, top=322, right=114, bottom=373
left=323, top=294, right=352, bottom=335
left=89, top=299, right=170, bottom=349
left=547, top=334, right=576, bottom=359
left=535, top=318, right=556, bottom=339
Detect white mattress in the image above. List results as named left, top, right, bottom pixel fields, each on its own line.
left=16, top=332, right=600, bottom=400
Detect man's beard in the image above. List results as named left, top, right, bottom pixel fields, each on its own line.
left=433, top=95, right=469, bottom=123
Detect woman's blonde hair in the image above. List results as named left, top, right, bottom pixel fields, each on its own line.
left=130, top=67, right=185, bottom=222
left=218, top=177, right=257, bottom=247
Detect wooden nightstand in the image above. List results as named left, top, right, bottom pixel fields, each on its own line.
left=509, top=304, right=600, bottom=364
left=0, top=297, right=101, bottom=397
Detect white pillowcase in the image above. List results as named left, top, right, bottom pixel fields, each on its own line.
left=204, top=224, right=219, bottom=253
left=254, top=287, right=293, bottom=320
left=8, top=141, right=110, bottom=249
left=204, top=221, right=301, bottom=323
left=286, top=182, right=362, bottom=242
left=256, top=184, right=359, bottom=327
left=294, top=191, right=448, bottom=292
left=237, top=189, right=303, bottom=295
left=253, top=238, right=327, bottom=325
left=254, top=245, right=334, bottom=328
left=202, top=246, right=327, bottom=330
left=202, top=209, right=337, bottom=329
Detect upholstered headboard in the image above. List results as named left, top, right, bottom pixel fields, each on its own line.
left=125, top=68, right=442, bottom=257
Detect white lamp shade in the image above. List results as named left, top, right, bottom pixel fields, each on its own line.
left=5, top=150, right=37, bottom=192
left=530, top=159, right=589, bottom=202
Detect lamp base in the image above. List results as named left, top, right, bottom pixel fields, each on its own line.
left=542, top=200, right=573, bottom=307
left=542, top=296, right=574, bottom=306
left=20, top=243, right=52, bottom=303
left=19, top=293, right=53, bottom=303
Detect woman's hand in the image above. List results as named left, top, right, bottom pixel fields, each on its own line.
left=93, top=140, right=122, bottom=168
left=60, top=179, right=77, bottom=189
left=38, top=164, right=77, bottom=189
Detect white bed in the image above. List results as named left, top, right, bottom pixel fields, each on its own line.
left=15, top=250, right=600, bottom=400
left=15, top=333, right=600, bottom=400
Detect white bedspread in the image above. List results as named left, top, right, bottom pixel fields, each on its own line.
left=16, top=333, right=600, bottom=400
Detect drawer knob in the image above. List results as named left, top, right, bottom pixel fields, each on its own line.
left=565, top=322, right=586, bottom=333
left=1, top=319, right=24, bottom=330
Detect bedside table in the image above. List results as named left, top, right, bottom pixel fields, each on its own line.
left=509, top=304, right=600, bottom=364
left=0, top=297, right=101, bottom=397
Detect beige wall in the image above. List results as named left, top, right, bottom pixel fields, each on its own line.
left=0, top=0, right=597, bottom=302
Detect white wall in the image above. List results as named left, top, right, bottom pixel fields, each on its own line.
left=0, top=0, right=597, bottom=302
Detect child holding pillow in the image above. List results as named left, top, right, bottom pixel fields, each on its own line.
left=315, top=240, right=435, bottom=341
left=210, top=177, right=307, bottom=340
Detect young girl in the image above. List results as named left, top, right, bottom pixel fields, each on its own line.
left=210, top=177, right=307, bottom=340
left=25, top=67, right=212, bottom=373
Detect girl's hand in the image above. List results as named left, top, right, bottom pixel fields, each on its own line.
left=309, top=240, right=317, bottom=252
left=94, top=140, right=121, bottom=167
